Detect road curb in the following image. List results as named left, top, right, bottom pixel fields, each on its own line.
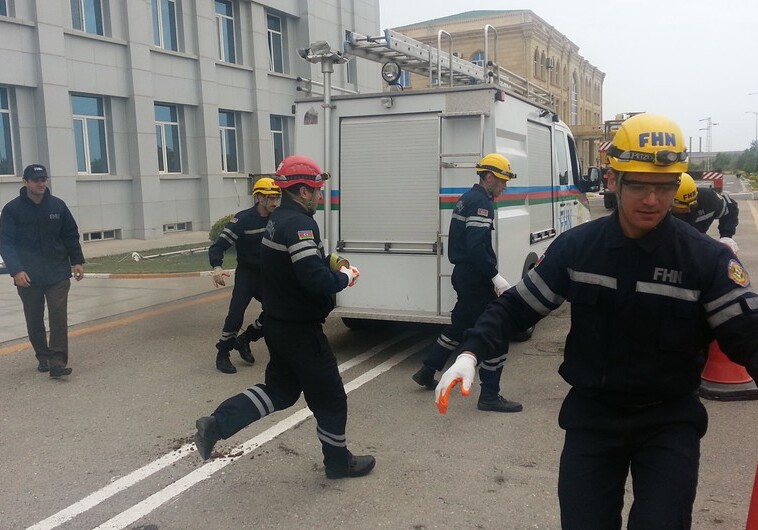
left=86, top=269, right=233, bottom=280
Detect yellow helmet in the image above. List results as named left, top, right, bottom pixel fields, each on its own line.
left=608, top=113, right=688, bottom=174
left=476, top=153, right=516, bottom=181
left=674, top=173, right=698, bottom=207
left=253, top=177, right=281, bottom=196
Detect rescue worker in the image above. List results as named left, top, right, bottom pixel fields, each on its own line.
left=434, top=113, right=758, bottom=529
left=672, top=172, right=739, bottom=253
left=209, top=177, right=281, bottom=374
left=411, top=153, right=522, bottom=413
left=195, top=155, right=376, bottom=479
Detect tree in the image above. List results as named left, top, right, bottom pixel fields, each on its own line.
left=736, top=140, right=758, bottom=173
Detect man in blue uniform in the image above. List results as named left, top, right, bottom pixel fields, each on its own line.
left=434, top=114, right=758, bottom=529
left=411, top=153, right=522, bottom=413
left=209, top=177, right=280, bottom=374
left=672, top=172, right=739, bottom=253
left=195, top=155, right=375, bottom=479
left=0, top=164, right=85, bottom=378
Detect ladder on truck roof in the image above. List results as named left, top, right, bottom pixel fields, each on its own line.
left=344, top=27, right=554, bottom=108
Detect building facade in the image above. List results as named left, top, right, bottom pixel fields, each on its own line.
left=0, top=0, right=379, bottom=240
left=393, top=10, right=605, bottom=169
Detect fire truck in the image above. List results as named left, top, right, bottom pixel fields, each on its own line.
left=293, top=28, right=593, bottom=328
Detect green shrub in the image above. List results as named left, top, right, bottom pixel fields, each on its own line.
left=209, top=214, right=234, bottom=243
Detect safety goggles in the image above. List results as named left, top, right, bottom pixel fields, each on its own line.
left=608, top=146, right=688, bottom=166
left=476, top=164, right=516, bottom=180
left=620, top=178, right=680, bottom=199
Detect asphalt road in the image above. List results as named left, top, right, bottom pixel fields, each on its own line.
left=1, top=193, right=757, bottom=529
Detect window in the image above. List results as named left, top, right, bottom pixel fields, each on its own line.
left=215, top=0, right=236, bottom=63
left=164, top=222, right=190, bottom=232
left=270, top=115, right=288, bottom=168
left=219, top=110, right=238, bottom=173
left=540, top=51, right=546, bottom=80
left=267, top=13, right=283, bottom=73
left=570, top=73, right=578, bottom=126
left=0, top=0, right=7, bottom=16
left=152, top=0, right=178, bottom=51
left=71, top=0, right=104, bottom=35
left=72, top=95, right=109, bottom=174
left=346, top=58, right=356, bottom=85
left=155, top=103, right=182, bottom=173
left=83, top=229, right=119, bottom=242
left=0, top=87, right=14, bottom=175
left=471, top=51, right=484, bottom=68
left=533, top=48, right=539, bottom=77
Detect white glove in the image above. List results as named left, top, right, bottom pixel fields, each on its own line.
left=491, top=274, right=511, bottom=296
left=212, top=266, right=230, bottom=287
left=719, top=237, right=739, bottom=255
left=435, top=352, right=477, bottom=414
left=339, top=265, right=360, bottom=287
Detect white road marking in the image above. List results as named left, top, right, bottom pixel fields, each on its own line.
left=93, top=338, right=429, bottom=530
left=27, top=330, right=419, bottom=530
left=748, top=199, right=758, bottom=233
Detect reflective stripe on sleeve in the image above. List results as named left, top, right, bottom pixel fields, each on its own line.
left=261, top=238, right=287, bottom=252
left=243, top=228, right=266, bottom=235
left=515, top=281, right=551, bottom=316
left=704, top=287, right=750, bottom=312
left=635, top=282, right=700, bottom=302
left=527, top=268, right=565, bottom=306
left=707, top=295, right=758, bottom=329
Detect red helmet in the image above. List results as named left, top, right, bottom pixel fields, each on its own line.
left=273, top=155, right=329, bottom=188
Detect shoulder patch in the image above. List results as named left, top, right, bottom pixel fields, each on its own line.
left=230, top=217, right=239, bottom=223
left=297, top=230, right=314, bottom=240
left=727, top=259, right=750, bottom=287
left=477, top=207, right=490, bottom=216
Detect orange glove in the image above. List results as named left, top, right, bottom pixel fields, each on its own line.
left=435, top=352, right=477, bottom=414
left=212, top=266, right=230, bottom=287
left=340, top=265, right=360, bottom=287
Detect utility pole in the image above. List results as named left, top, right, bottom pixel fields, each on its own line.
left=698, top=117, right=719, bottom=170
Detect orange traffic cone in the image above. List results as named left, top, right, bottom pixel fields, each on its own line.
left=748, top=464, right=758, bottom=530
left=699, top=341, right=758, bottom=401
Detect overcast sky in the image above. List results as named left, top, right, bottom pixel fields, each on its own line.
left=379, top=0, right=758, bottom=152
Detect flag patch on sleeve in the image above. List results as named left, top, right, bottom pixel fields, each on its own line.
left=477, top=208, right=489, bottom=216
left=297, top=230, right=314, bottom=240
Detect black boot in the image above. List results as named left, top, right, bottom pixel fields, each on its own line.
left=411, top=366, right=438, bottom=390
left=195, top=416, right=221, bottom=460
left=216, top=353, right=237, bottom=374
left=234, top=334, right=255, bottom=364
left=49, top=355, right=71, bottom=378
left=325, top=452, right=376, bottom=479
left=37, top=359, right=49, bottom=373
left=477, top=394, right=523, bottom=413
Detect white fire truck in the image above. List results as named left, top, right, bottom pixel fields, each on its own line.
left=294, top=28, right=593, bottom=328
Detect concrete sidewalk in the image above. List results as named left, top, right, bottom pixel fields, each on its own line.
left=0, top=231, right=226, bottom=345
left=82, top=230, right=212, bottom=259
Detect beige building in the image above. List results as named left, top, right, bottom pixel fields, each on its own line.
left=393, top=9, right=605, bottom=168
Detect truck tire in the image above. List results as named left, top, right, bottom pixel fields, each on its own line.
left=511, top=326, right=534, bottom=342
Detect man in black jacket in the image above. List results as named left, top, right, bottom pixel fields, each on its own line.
left=434, top=114, right=758, bottom=528
left=195, top=155, right=375, bottom=479
left=411, top=153, right=522, bottom=413
left=0, top=164, right=85, bottom=378
left=209, top=177, right=280, bottom=374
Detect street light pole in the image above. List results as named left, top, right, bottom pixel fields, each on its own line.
left=296, top=41, right=348, bottom=253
